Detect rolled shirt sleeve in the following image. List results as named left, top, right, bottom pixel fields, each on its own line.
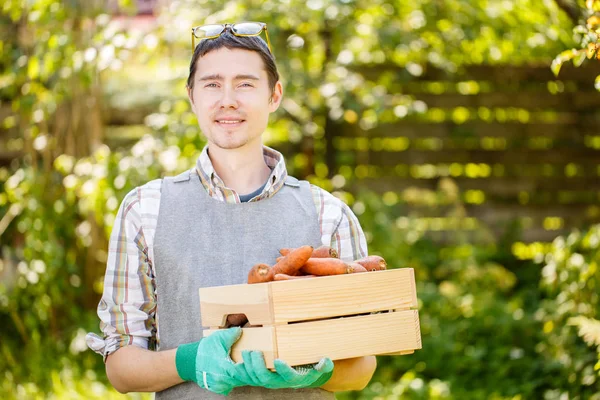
left=310, top=185, right=368, bottom=262
left=330, top=201, right=369, bottom=262
left=86, top=187, right=157, bottom=361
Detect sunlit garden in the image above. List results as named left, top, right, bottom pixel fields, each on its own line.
left=1, top=0, right=600, bottom=398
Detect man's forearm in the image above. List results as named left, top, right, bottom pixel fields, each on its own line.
left=320, top=356, right=377, bottom=392
left=105, top=345, right=184, bottom=393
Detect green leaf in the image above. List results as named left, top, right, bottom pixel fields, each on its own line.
left=595, top=75, right=600, bottom=91
left=551, top=58, right=563, bottom=77
left=551, top=49, right=581, bottom=76
left=27, top=57, right=40, bottom=80
left=572, top=49, right=587, bottom=67
left=567, top=316, right=600, bottom=348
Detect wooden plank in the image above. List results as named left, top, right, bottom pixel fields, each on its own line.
left=350, top=149, right=600, bottom=165
left=203, top=326, right=278, bottom=367
left=422, top=226, right=577, bottom=246
left=205, top=311, right=422, bottom=368
left=199, top=283, right=272, bottom=328
left=0, top=150, right=22, bottom=166
left=351, top=177, right=600, bottom=196
left=344, top=122, right=598, bottom=139
left=457, top=177, right=600, bottom=194
left=379, top=350, right=415, bottom=356
left=270, top=269, right=417, bottom=323
left=275, top=311, right=421, bottom=367
left=354, top=63, right=600, bottom=84
left=343, top=163, right=600, bottom=179
left=466, top=203, right=600, bottom=224
left=519, top=227, right=577, bottom=243
left=352, top=189, right=599, bottom=222
left=334, top=136, right=592, bottom=152
left=408, top=269, right=418, bottom=311
left=411, top=92, right=600, bottom=111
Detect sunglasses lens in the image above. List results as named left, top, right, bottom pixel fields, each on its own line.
left=233, top=22, right=263, bottom=35
left=194, top=24, right=225, bottom=38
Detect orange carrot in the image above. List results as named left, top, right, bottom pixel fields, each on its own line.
left=300, top=258, right=352, bottom=276
left=354, top=255, right=387, bottom=271
left=313, top=246, right=338, bottom=258
left=347, top=263, right=368, bottom=273
left=279, top=245, right=338, bottom=258
left=276, top=256, right=302, bottom=275
left=268, top=245, right=314, bottom=280
left=247, top=263, right=272, bottom=284
left=274, top=273, right=318, bottom=281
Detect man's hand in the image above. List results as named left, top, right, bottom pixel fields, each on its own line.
left=237, top=350, right=334, bottom=389
left=175, top=327, right=247, bottom=395
left=320, top=356, right=377, bottom=392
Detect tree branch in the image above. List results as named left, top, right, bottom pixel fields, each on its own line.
left=553, top=0, right=583, bottom=24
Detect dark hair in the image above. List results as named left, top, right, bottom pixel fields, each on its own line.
left=187, top=30, right=279, bottom=97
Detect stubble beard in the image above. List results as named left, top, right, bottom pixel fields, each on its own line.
left=208, top=126, right=253, bottom=150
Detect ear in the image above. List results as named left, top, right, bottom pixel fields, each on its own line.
left=268, top=81, right=283, bottom=113
left=187, top=86, right=194, bottom=107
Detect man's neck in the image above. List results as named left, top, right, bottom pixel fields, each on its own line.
left=207, top=144, right=272, bottom=195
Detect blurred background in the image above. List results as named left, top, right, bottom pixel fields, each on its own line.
left=1, top=0, right=600, bottom=398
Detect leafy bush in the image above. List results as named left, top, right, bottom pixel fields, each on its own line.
left=535, top=225, right=600, bottom=399
left=336, top=183, right=600, bottom=400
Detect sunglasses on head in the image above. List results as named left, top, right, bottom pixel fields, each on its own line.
left=191, top=22, right=273, bottom=55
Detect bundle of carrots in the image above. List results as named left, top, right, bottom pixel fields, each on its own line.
left=248, top=245, right=387, bottom=283
left=226, top=245, right=387, bottom=327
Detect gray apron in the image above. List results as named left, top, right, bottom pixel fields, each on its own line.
left=153, top=169, right=335, bottom=400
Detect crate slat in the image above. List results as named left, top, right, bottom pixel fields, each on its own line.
left=270, top=269, right=417, bottom=323
left=200, top=283, right=272, bottom=327
left=275, top=310, right=421, bottom=367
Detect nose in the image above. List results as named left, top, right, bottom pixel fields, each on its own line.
left=219, top=86, right=238, bottom=109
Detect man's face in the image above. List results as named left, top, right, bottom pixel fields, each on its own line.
left=187, top=48, right=282, bottom=151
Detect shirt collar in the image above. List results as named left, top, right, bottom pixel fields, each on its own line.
left=195, top=145, right=288, bottom=201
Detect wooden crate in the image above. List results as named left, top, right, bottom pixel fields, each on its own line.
left=200, top=268, right=421, bottom=368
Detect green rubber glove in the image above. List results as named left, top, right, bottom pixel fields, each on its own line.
left=240, top=350, right=334, bottom=389
left=175, top=327, right=246, bottom=396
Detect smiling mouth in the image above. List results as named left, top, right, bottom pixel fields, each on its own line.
left=215, top=119, right=245, bottom=125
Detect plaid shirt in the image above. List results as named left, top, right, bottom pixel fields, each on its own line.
left=86, top=145, right=368, bottom=359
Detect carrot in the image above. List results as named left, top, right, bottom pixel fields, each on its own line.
left=354, top=255, right=387, bottom=271
left=275, top=256, right=303, bottom=275
left=247, top=263, right=272, bottom=284
left=314, top=246, right=338, bottom=258
left=274, top=273, right=318, bottom=281
left=226, top=313, right=248, bottom=327
left=347, top=263, right=368, bottom=273
left=268, top=245, right=314, bottom=280
left=300, top=258, right=353, bottom=276
left=279, top=245, right=338, bottom=258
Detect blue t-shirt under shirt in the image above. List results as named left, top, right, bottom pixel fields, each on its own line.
left=238, top=181, right=267, bottom=202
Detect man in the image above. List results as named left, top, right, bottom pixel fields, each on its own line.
left=86, top=22, right=377, bottom=398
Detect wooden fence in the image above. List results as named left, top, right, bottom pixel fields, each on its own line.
left=333, top=63, right=600, bottom=244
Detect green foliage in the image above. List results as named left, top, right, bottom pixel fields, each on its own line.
left=0, top=1, right=165, bottom=395
left=0, top=0, right=597, bottom=398
left=166, top=0, right=575, bottom=141
left=335, top=183, right=542, bottom=399
left=552, top=0, right=600, bottom=81
left=2, top=368, right=149, bottom=400
left=336, top=185, right=600, bottom=399
left=536, top=225, right=600, bottom=395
